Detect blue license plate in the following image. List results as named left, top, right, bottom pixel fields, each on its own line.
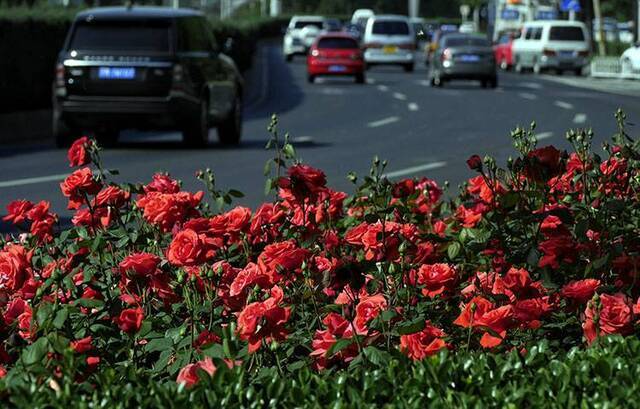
left=98, top=67, right=136, bottom=80
left=559, top=51, right=574, bottom=57
left=329, top=65, right=347, bottom=72
left=459, top=54, right=480, bottom=62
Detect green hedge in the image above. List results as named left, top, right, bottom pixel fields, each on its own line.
left=2, top=336, right=640, bottom=408
left=0, top=8, right=287, bottom=113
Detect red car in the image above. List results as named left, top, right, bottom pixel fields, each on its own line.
left=493, top=31, right=518, bottom=70
left=307, top=33, right=365, bottom=84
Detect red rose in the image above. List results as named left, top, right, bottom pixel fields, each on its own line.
left=257, top=240, right=309, bottom=279
left=71, top=336, right=93, bottom=353
left=237, top=286, right=291, bottom=353
left=167, top=229, right=206, bottom=267
left=3, top=200, right=33, bottom=224
left=86, top=356, right=100, bottom=368
left=143, top=173, right=180, bottom=194
left=562, top=279, right=600, bottom=304
left=224, top=206, right=252, bottom=235
left=60, top=167, right=101, bottom=210
left=0, top=244, right=32, bottom=293
left=466, top=155, right=483, bottom=171
left=415, top=263, right=457, bottom=298
left=136, top=191, right=203, bottom=232
left=454, top=296, right=515, bottom=348
left=400, top=321, right=449, bottom=361
left=278, top=164, right=327, bottom=200
left=354, top=293, right=387, bottom=335
left=119, top=253, right=160, bottom=277
left=94, top=186, right=130, bottom=208
left=176, top=357, right=217, bottom=387
left=583, top=293, right=633, bottom=345
left=117, top=307, right=144, bottom=334
left=68, top=136, right=92, bottom=167
left=526, top=146, right=564, bottom=181
left=3, top=298, right=29, bottom=325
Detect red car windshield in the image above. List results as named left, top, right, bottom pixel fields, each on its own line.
left=318, top=38, right=359, bottom=49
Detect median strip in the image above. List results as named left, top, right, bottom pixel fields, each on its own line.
left=0, top=173, right=69, bottom=188
left=367, top=116, right=401, bottom=128
left=383, top=161, right=448, bottom=179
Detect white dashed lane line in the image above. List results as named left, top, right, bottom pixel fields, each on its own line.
left=418, top=79, right=431, bottom=87
left=408, top=103, right=419, bottom=112
left=536, top=132, right=554, bottom=141
left=573, top=113, right=587, bottom=124
left=367, top=116, right=401, bottom=128
left=554, top=100, right=574, bottom=110
left=0, top=173, right=69, bottom=188
left=383, top=161, right=448, bottom=179
left=377, top=85, right=389, bottom=92
left=393, top=92, right=408, bottom=101
left=519, top=92, right=538, bottom=100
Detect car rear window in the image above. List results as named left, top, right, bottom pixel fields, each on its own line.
left=549, top=26, right=585, bottom=41
left=372, top=20, right=410, bottom=35
left=317, top=37, right=359, bottom=49
left=444, top=37, right=491, bottom=47
left=69, top=20, right=171, bottom=52
left=294, top=21, right=323, bottom=29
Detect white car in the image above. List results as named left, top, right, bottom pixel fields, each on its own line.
left=363, top=15, right=416, bottom=72
left=283, top=16, right=326, bottom=62
left=512, top=20, right=590, bottom=75
left=621, top=43, right=640, bottom=73
left=459, top=22, right=475, bottom=34
left=351, top=9, right=375, bottom=28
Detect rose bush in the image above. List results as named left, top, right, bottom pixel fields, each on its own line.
left=1, top=111, right=640, bottom=405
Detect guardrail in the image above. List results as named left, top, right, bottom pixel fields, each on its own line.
left=590, top=57, right=640, bottom=80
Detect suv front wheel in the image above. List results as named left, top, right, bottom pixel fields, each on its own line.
left=53, top=105, right=76, bottom=148
left=218, top=94, right=242, bottom=145
left=182, top=98, right=210, bottom=147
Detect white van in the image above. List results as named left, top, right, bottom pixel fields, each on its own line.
left=363, top=15, right=416, bottom=72
left=351, top=9, right=375, bottom=28
left=512, top=20, right=590, bottom=75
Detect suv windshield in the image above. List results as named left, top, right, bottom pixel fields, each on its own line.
left=69, top=20, right=171, bottom=52
left=294, top=21, right=323, bottom=30
left=318, top=37, right=359, bottom=49
left=444, top=37, right=491, bottom=47
left=549, top=26, right=585, bottom=41
left=372, top=20, right=410, bottom=35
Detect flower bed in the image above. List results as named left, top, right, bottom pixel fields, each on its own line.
left=1, top=112, right=640, bottom=406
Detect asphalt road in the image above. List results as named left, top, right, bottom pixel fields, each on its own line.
left=2, top=43, right=640, bottom=224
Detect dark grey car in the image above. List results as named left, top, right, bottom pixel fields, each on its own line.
left=429, top=34, right=497, bottom=88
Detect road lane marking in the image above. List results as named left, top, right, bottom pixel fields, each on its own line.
left=536, top=132, right=554, bottom=141
left=393, top=92, right=407, bottom=101
left=554, top=100, right=574, bottom=110
left=292, top=136, right=314, bottom=144
left=573, top=113, right=587, bottom=124
left=377, top=85, right=389, bottom=92
left=519, top=92, right=538, bottom=100
left=320, top=88, right=345, bottom=95
left=408, top=103, right=419, bottom=111
left=383, top=161, right=448, bottom=179
left=521, top=82, right=543, bottom=90
left=0, top=173, right=69, bottom=188
left=367, top=116, right=400, bottom=128
left=418, top=79, right=431, bottom=87
left=366, top=78, right=376, bottom=84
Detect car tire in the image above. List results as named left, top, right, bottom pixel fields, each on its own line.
left=403, top=63, right=414, bottom=73
left=218, top=94, right=242, bottom=145
left=500, top=59, right=509, bottom=70
left=556, top=69, right=564, bottom=76
left=514, top=58, right=524, bottom=74
left=574, top=68, right=582, bottom=77
left=431, top=72, right=444, bottom=88
left=307, top=74, right=316, bottom=84
left=490, top=76, right=498, bottom=89
left=94, top=130, right=119, bottom=148
left=355, top=73, right=365, bottom=84
left=53, top=107, right=76, bottom=148
left=285, top=54, right=293, bottom=62
left=182, top=98, right=209, bottom=148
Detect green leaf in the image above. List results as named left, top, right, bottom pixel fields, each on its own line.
left=144, top=338, right=173, bottom=353
left=228, top=189, right=245, bottom=198
left=22, top=337, right=49, bottom=366
left=397, top=318, right=426, bottom=335
left=328, top=338, right=354, bottom=357
left=447, top=242, right=461, bottom=260
left=52, top=308, right=69, bottom=330
left=36, top=303, right=53, bottom=327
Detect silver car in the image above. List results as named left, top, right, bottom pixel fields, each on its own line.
left=429, top=34, right=497, bottom=88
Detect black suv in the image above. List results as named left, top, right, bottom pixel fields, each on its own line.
left=53, top=7, right=243, bottom=147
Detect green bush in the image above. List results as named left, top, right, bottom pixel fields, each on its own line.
left=0, top=8, right=287, bottom=113
left=2, top=336, right=640, bottom=408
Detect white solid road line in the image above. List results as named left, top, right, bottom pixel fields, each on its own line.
left=393, top=92, right=407, bottom=101
left=573, top=113, right=587, bottom=124
left=383, top=161, right=448, bottom=179
left=0, top=173, right=69, bottom=188
left=377, top=85, right=389, bottom=92
left=368, top=116, right=401, bottom=128
left=521, top=82, right=543, bottom=90
left=554, top=100, right=574, bottom=110
left=408, top=103, right=419, bottom=112
left=519, top=92, right=538, bottom=100
left=536, top=132, right=554, bottom=140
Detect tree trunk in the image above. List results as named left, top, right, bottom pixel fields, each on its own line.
left=593, top=0, right=606, bottom=56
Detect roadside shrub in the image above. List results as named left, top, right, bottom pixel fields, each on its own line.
left=1, top=111, right=640, bottom=406
left=0, top=8, right=287, bottom=113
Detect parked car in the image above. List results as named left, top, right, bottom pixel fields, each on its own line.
left=429, top=33, right=497, bottom=88
left=621, top=43, right=640, bottom=73
left=53, top=7, right=243, bottom=148
left=283, top=16, right=326, bottom=61
left=351, top=9, right=375, bottom=29
left=307, top=34, right=365, bottom=84
left=494, top=30, right=519, bottom=70
left=363, top=15, right=416, bottom=72
left=512, top=20, right=590, bottom=75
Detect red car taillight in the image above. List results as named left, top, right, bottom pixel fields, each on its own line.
left=55, top=63, right=66, bottom=88
left=543, top=48, right=556, bottom=57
